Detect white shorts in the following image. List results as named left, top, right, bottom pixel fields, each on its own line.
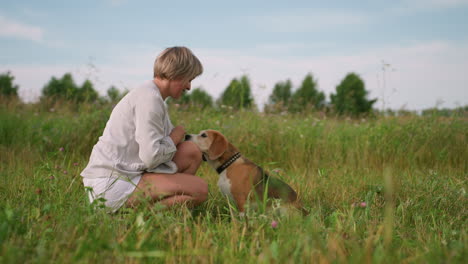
left=83, top=175, right=142, bottom=213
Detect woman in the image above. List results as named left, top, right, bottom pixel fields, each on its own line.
left=81, top=47, right=208, bottom=213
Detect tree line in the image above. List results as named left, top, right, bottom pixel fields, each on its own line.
left=173, top=72, right=377, bottom=116
left=1, top=70, right=466, bottom=117
left=0, top=71, right=126, bottom=104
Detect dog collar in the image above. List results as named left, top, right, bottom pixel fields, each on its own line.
left=216, top=152, right=241, bottom=174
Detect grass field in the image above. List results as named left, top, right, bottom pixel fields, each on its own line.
left=0, top=100, right=466, bottom=263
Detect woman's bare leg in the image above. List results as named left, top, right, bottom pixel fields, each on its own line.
left=126, top=172, right=208, bottom=207
left=173, top=141, right=202, bottom=175
left=126, top=140, right=207, bottom=208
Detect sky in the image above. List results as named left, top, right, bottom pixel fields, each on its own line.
left=1, top=0, right=467, bottom=111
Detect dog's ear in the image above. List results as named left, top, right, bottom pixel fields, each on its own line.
left=207, top=132, right=228, bottom=160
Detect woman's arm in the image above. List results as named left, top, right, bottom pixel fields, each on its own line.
left=134, top=96, right=177, bottom=170
left=169, top=125, right=186, bottom=145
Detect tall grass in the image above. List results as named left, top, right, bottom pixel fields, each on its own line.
left=0, top=100, right=466, bottom=263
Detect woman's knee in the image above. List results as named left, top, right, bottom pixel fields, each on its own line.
left=177, top=141, right=202, bottom=162
left=174, top=142, right=203, bottom=174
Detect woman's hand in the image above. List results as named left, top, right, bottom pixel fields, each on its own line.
left=170, top=125, right=186, bottom=145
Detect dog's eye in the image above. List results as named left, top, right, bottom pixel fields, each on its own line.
left=201, top=133, right=207, bottom=138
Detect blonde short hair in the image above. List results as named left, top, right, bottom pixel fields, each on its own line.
left=153, top=46, right=203, bottom=81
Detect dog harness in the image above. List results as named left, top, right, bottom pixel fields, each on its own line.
left=216, top=152, right=241, bottom=174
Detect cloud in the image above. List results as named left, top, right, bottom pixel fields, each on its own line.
left=194, top=42, right=468, bottom=110
left=0, top=65, right=72, bottom=102
left=0, top=15, right=44, bottom=42
left=2, top=41, right=467, bottom=110
left=0, top=63, right=148, bottom=103
left=250, top=9, right=370, bottom=33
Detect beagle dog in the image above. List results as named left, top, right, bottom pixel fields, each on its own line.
left=185, top=129, right=307, bottom=215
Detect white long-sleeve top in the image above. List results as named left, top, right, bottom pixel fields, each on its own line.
left=81, top=80, right=178, bottom=179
